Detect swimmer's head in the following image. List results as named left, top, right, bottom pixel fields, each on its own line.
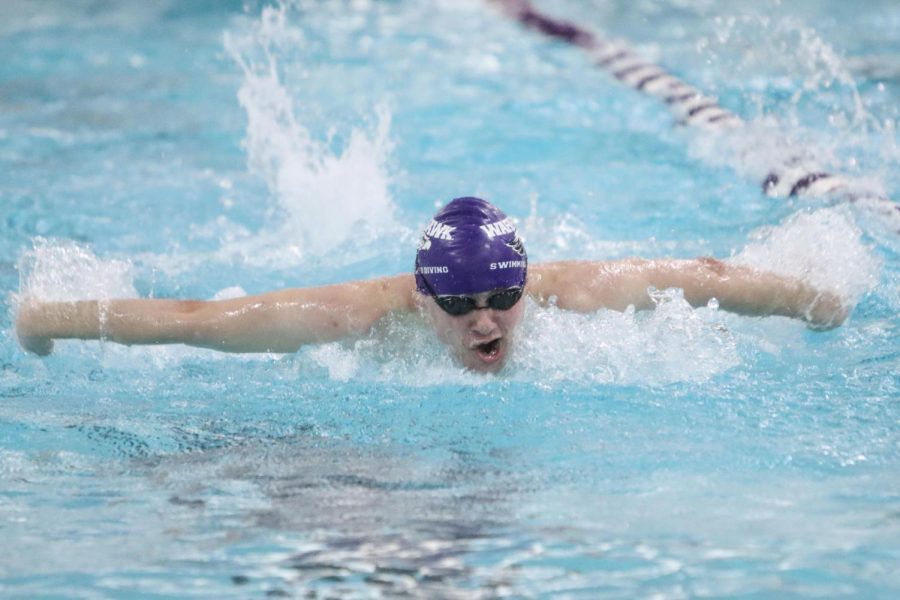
left=415, top=197, right=527, bottom=372
left=415, top=196, right=527, bottom=296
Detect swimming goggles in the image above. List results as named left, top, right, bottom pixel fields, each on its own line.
left=419, top=273, right=523, bottom=316
left=430, top=287, right=524, bottom=316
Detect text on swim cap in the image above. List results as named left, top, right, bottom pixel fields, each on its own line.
left=424, top=220, right=455, bottom=241
left=416, top=266, right=449, bottom=274
left=489, top=260, right=526, bottom=270
left=480, top=218, right=516, bottom=238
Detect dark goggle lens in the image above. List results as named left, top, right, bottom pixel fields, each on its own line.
left=433, top=287, right=523, bottom=316
left=487, top=287, right=523, bottom=310
left=434, top=295, right=477, bottom=316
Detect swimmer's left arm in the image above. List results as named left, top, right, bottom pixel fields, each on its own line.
left=528, top=259, right=848, bottom=329
left=175, top=274, right=418, bottom=352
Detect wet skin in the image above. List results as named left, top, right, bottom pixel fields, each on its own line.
left=420, top=289, right=526, bottom=373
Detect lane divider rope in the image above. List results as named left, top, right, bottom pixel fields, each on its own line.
left=488, top=0, right=900, bottom=224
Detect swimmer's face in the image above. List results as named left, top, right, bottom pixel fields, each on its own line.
left=421, top=288, right=526, bottom=373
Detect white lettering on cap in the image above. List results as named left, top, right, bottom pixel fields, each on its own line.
left=416, top=266, right=449, bottom=274
left=423, top=219, right=455, bottom=241
left=480, top=218, right=516, bottom=239
left=489, top=260, right=526, bottom=270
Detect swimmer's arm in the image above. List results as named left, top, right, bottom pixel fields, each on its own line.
left=16, top=274, right=418, bottom=355
left=528, top=259, right=848, bottom=329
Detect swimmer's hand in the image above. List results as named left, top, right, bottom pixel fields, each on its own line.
left=803, top=290, right=850, bottom=331
left=16, top=301, right=54, bottom=356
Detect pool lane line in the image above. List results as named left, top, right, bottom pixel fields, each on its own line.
left=487, top=0, right=900, bottom=225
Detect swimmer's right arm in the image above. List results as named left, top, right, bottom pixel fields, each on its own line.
left=15, top=274, right=417, bottom=356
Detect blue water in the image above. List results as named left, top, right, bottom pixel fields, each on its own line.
left=2, top=0, right=899, bottom=597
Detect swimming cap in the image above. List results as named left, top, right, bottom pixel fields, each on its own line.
left=415, top=197, right=527, bottom=296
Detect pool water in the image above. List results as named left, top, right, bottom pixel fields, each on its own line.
left=2, top=0, right=899, bottom=597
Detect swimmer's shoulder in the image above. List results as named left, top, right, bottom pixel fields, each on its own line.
left=527, top=261, right=601, bottom=307
left=328, top=273, right=418, bottom=314
left=527, top=260, right=611, bottom=293
left=247, top=274, right=417, bottom=314
left=370, top=274, right=418, bottom=312
left=527, top=259, right=649, bottom=311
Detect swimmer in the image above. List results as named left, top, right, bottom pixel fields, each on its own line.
left=15, top=197, right=848, bottom=372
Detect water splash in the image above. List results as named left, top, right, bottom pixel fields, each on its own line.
left=697, top=14, right=870, bottom=127
left=16, top=238, right=137, bottom=302
left=300, top=294, right=739, bottom=387
left=297, top=312, right=491, bottom=387
left=732, top=206, right=881, bottom=305
left=511, top=291, right=738, bottom=385
left=222, top=1, right=402, bottom=266
left=518, top=195, right=701, bottom=260
left=687, top=12, right=899, bottom=199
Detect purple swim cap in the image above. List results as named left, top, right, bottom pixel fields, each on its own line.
left=415, top=197, right=527, bottom=296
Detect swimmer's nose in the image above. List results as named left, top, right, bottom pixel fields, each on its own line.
left=469, top=309, right=500, bottom=336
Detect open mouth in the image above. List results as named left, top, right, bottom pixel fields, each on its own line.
left=473, top=338, right=501, bottom=360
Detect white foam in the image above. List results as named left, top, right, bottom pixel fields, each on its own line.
left=17, top=238, right=137, bottom=302
left=299, top=296, right=738, bottom=387
left=308, top=344, right=361, bottom=383
left=510, top=293, right=738, bottom=385
left=732, top=206, right=881, bottom=305
left=222, top=2, right=403, bottom=267
left=292, top=312, right=490, bottom=387
left=210, top=286, right=248, bottom=301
